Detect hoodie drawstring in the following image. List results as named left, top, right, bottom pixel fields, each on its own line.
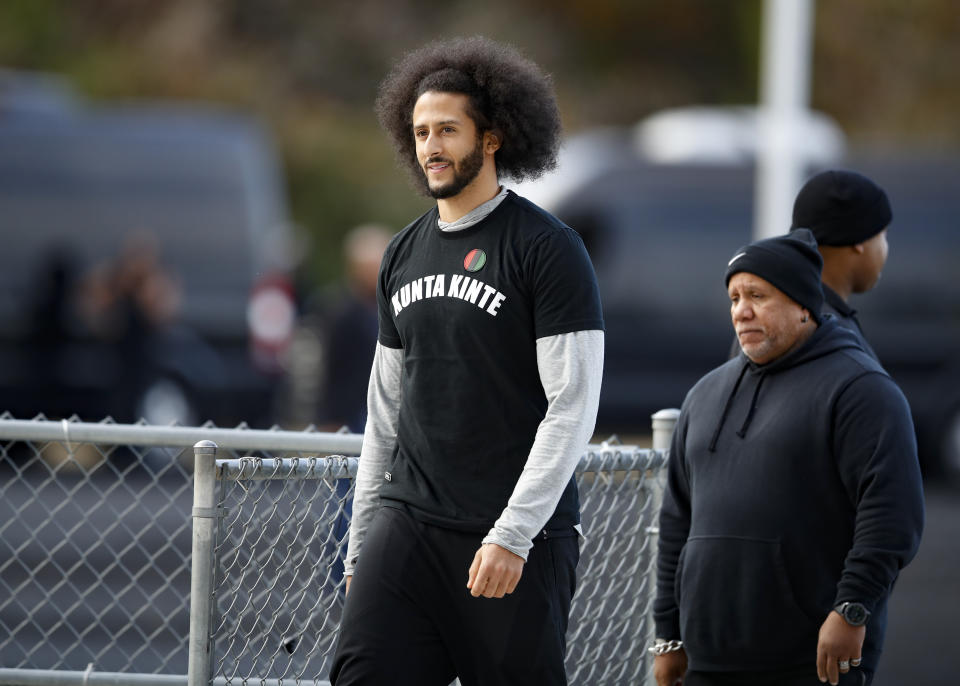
left=708, top=362, right=749, bottom=452
left=736, top=372, right=766, bottom=439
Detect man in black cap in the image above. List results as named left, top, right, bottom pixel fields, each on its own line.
left=652, top=229, right=924, bottom=686
left=790, top=170, right=892, bottom=359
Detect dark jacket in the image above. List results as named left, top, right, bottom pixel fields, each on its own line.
left=655, top=317, right=924, bottom=673
left=822, top=284, right=878, bottom=361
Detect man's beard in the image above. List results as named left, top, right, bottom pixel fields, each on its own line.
left=425, top=137, right=485, bottom=200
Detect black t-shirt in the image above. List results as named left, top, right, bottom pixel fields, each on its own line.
left=377, top=191, right=604, bottom=533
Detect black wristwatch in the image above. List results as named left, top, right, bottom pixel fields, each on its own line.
left=834, top=601, right=871, bottom=626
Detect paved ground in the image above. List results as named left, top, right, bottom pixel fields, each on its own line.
left=872, top=480, right=960, bottom=686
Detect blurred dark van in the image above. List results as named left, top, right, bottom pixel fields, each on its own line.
left=517, top=115, right=960, bottom=477
left=0, top=70, right=297, bottom=426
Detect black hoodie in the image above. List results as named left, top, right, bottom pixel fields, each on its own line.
left=654, top=317, right=924, bottom=674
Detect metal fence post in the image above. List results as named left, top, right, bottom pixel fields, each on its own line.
left=187, top=440, right=218, bottom=686
left=646, top=409, right=680, bottom=686
left=651, top=408, right=680, bottom=452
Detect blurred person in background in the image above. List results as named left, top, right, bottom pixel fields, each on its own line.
left=20, top=231, right=185, bottom=428
left=654, top=230, right=923, bottom=686
left=316, top=223, right=393, bottom=433
left=281, top=225, right=391, bottom=432
left=78, top=229, right=183, bottom=422
left=790, top=170, right=892, bottom=361
left=331, top=36, right=604, bottom=686
left=79, top=230, right=182, bottom=348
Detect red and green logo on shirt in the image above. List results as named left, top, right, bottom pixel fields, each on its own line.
left=464, top=249, right=486, bottom=272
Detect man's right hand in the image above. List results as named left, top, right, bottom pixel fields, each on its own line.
left=653, top=648, right=687, bottom=686
left=345, top=575, right=352, bottom=596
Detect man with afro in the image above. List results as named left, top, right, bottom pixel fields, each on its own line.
left=330, top=36, right=604, bottom=685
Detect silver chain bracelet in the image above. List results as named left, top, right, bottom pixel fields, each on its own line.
left=647, top=639, right=684, bottom=656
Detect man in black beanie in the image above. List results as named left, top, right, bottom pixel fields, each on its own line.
left=790, top=170, right=892, bottom=359
left=724, top=228, right=825, bottom=362
left=652, top=231, right=924, bottom=686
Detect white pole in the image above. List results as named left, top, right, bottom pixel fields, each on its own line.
left=754, top=0, right=815, bottom=239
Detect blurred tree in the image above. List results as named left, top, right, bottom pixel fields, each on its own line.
left=814, top=0, right=960, bottom=147
left=0, top=0, right=71, bottom=65
left=0, top=0, right=956, bottom=288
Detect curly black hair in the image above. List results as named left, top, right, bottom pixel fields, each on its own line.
left=375, top=36, right=562, bottom=194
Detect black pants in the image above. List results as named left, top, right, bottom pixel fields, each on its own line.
left=685, top=665, right=871, bottom=686
left=329, top=505, right=579, bottom=686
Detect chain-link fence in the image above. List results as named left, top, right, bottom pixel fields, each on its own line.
left=0, top=411, right=677, bottom=686
left=194, top=454, right=357, bottom=686
left=0, top=417, right=362, bottom=686
left=190, top=411, right=678, bottom=686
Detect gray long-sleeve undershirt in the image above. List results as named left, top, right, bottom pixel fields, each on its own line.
left=343, top=330, right=604, bottom=576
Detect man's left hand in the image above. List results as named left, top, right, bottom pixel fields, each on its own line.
left=816, top=610, right=866, bottom=685
left=466, top=543, right=524, bottom=598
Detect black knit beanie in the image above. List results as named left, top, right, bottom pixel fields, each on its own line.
left=724, top=228, right=824, bottom=323
left=790, top=170, right=892, bottom=246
